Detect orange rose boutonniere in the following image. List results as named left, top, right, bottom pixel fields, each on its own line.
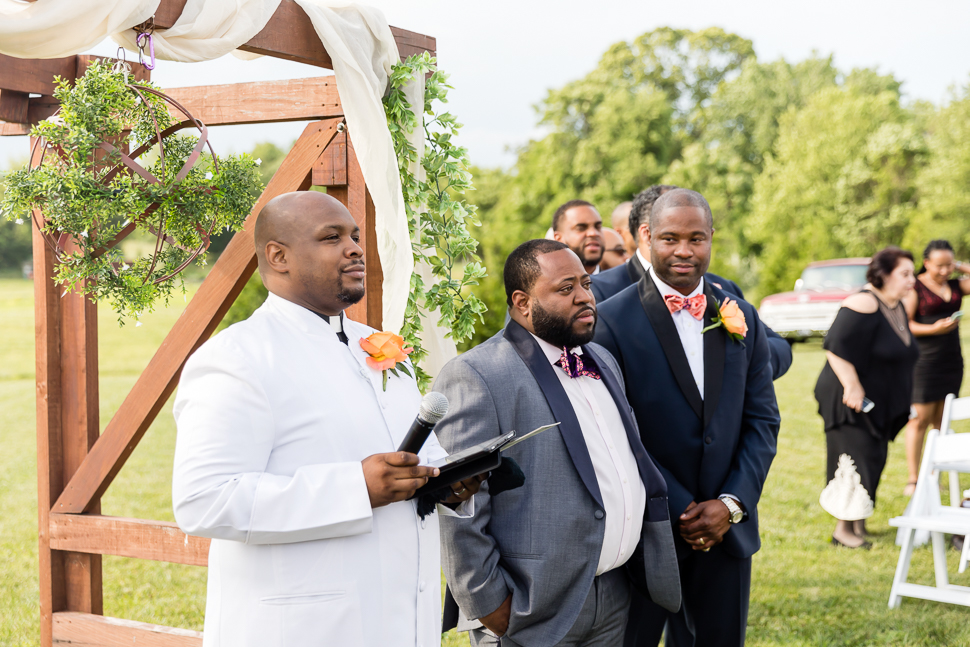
left=360, top=331, right=414, bottom=391
left=701, top=297, right=748, bottom=345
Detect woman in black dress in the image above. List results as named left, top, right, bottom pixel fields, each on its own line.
left=902, top=240, right=970, bottom=495
left=815, top=247, right=918, bottom=549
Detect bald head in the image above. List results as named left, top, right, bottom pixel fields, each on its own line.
left=650, top=188, right=713, bottom=232
left=255, top=191, right=365, bottom=316
left=255, top=192, right=348, bottom=265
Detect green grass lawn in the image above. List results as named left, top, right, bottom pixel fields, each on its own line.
left=1, top=276, right=969, bottom=645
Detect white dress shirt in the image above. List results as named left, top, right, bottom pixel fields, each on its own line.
left=530, top=334, right=646, bottom=575
left=649, top=267, right=706, bottom=399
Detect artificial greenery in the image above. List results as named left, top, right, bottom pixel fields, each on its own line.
left=385, top=52, right=487, bottom=388
left=0, top=60, right=263, bottom=321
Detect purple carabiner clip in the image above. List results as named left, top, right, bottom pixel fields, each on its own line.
left=136, top=32, right=156, bottom=71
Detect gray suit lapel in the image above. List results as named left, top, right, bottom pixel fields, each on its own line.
left=503, top=321, right=604, bottom=509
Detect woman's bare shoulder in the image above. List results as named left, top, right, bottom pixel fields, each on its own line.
left=842, top=291, right=878, bottom=314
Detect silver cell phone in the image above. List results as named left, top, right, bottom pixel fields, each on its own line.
left=862, top=398, right=875, bottom=413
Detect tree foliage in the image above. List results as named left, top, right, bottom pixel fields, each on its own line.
left=468, top=27, right=968, bottom=341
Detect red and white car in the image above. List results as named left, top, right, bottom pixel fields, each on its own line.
left=758, top=258, right=870, bottom=341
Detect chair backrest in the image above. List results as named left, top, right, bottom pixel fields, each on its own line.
left=911, top=430, right=970, bottom=516
left=941, top=394, right=970, bottom=435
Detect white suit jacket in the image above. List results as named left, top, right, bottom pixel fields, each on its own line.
left=173, top=292, right=453, bottom=647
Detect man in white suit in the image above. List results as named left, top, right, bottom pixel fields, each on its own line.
left=172, top=191, right=480, bottom=647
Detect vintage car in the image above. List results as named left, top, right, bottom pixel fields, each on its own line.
left=758, top=258, right=870, bottom=341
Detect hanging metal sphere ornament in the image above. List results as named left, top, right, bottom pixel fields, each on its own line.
left=28, top=62, right=218, bottom=286
left=4, top=57, right=263, bottom=320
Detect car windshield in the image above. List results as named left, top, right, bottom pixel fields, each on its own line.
left=799, top=265, right=869, bottom=291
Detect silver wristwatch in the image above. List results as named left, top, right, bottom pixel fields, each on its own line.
left=719, top=495, right=743, bottom=524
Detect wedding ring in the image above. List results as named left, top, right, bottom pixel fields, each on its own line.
left=698, top=537, right=705, bottom=545
left=702, top=547, right=711, bottom=553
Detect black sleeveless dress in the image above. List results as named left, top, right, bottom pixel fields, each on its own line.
left=912, top=278, right=964, bottom=403
left=815, top=293, right=919, bottom=508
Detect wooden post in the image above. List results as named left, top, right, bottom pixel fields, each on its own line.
left=327, top=133, right=383, bottom=330
left=33, top=148, right=103, bottom=644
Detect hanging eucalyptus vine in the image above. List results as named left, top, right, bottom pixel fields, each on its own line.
left=384, top=52, right=487, bottom=388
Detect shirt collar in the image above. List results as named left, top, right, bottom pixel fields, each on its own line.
left=264, top=292, right=344, bottom=338
left=312, top=310, right=344, bottom=332
left=636, top=248, right=651, bottom=271
left=529, top=332, right=582, bottom=365
left=648, top=266, right=705, bottom=300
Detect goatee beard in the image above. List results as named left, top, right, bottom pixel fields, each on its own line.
left=531, top=300, right=596, bottom=348
left=337, top=286, right=365, bottom=305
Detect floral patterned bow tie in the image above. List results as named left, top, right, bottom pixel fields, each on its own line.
left=558, top=348, right=601, bottom=380
left=663, top=293, right=707, bottom=320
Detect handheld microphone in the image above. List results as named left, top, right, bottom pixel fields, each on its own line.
left=397, top=392, right=449, bottom=454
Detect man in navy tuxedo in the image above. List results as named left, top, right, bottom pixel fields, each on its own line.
left=593, top=189, right=780, bottom=647
left=592, top=185, right=792, bottom=380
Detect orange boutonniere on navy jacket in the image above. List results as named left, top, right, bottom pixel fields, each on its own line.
left=360, top=331, right=414, bottom=390
left=701, top=297, right=748, bottom=345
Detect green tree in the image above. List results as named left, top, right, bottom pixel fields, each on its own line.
left=748, top=76, right=924, bottom=297
left=663, top=55, right=839, bottom=288
left=905, top=83, right=970, bottom=258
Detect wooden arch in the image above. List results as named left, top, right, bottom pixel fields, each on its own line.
left=0, top=2, right=434, bottom=644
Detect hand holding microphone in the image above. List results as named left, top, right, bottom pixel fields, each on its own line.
left=363, top=393, right=450, bottom=508
left=397, top=391, right=449, bottom=454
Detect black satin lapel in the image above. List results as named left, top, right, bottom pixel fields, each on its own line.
left=626, top=254, right=646, bottom=284
left=503, top=322, right=604, bottom=508
left=637, top=276, right=703, bottom=420
left=588, top=346, right=667, bottom=499
left=703, top=283, right=726, bottom=429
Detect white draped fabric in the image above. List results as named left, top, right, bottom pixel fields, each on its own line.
left=0, top=0, right=453, bottom=368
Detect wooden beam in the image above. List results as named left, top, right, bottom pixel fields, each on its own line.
left=311, top=129, right=347, bottom=186
left=0, top=90, right=29, bottom=124
left=52, top=119, right=344, bottom=514
left=52, top=612, right=202, bottom=647
left=0, top=55, right=150, bottom=98
left=50, top=515, right=210, bottom=567
left=154, top=0, right=435, bottom=68
left=164, top=77, right=341, bottom=127
left=0, top=54, right=75, bottom=95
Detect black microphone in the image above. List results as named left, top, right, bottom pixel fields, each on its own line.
left=397, top=392, right=449, bottom=454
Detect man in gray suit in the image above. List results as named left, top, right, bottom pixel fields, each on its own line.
left=434, top=239, right=680, bottom=647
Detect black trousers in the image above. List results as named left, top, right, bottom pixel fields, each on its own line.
left=625, top=544, right=752, bottom=647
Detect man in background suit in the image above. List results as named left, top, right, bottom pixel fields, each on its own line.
left=435, top=239, right=680, bottom=646
left=594, top=189, right=780, bottom=646
left=592, top=185, right=793, bottom=380
left=611, top=201, right=636, bottom=256
left=551, top=200, right=605, bottom=275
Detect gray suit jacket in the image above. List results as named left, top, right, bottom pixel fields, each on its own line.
left=434, top=320, right=680, bottom=647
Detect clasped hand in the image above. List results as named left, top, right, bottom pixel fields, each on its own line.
left=361, top=452, right=485, bottom=508
left=679, top=500, right=731, bottom=551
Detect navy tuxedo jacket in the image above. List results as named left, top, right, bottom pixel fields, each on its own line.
left=593, top=275, right=781, bottom=559
left=592, top=255, right=793, bottom=380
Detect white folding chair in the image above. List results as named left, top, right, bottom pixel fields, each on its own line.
left=939, top=393, right=970, bottom=506
left=889, top=429, right=970, bottom=608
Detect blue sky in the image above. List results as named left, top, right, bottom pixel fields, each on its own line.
left=2, top=0, right=969, bottom=169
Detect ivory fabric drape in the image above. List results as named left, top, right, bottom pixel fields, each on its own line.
left=0, top=0, right=455, bottom=372
left=0, top=0, right=158, bottom=58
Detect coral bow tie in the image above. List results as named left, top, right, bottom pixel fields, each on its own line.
left=663, top=293, right=707, bottom=320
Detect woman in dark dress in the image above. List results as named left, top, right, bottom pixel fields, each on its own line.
left=815, top=247, right=918, bottom=549
left=902, top=240, right=970, bottom=495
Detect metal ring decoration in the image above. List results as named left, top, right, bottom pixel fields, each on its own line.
left=28, top=82, right=218, bottom=287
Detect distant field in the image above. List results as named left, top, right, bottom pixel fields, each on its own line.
left=1, top=277, right=969, bottom=646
